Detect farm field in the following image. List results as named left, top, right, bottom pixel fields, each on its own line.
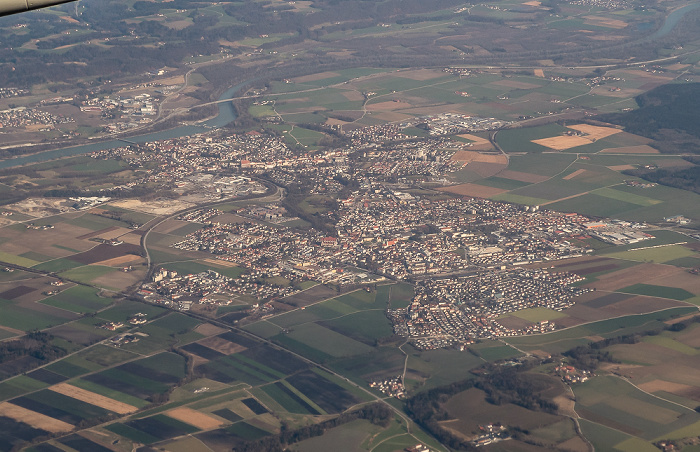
left=573, top=376, right=700, bottom=443
left=504, top=307, right=697, bottom=354
left=439, top=384, right=582, bottom=449
left=4, top=36, right=700, bottom=452
left=258, top=68, right=639, bottom=130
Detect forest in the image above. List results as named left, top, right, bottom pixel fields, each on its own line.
left=601, top=83, right=700, bottom=154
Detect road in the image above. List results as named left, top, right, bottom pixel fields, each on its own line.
left=139, top=182, right=283, bottom=282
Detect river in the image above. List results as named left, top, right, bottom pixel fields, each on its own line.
left=0, top=80, right=248, bottom=169
left=645, top=2, right=700, bottom=41
left=2, top=2, right=700, bottom=170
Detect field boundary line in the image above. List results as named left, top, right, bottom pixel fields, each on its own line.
left=612, top=375, right=696, bottom=413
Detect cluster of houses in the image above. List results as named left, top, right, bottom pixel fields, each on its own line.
left=0, top=106, right=73, bottom=130
left=388, top=269, right=587, bottom=347
left=554, top=364, right=591, bottom=384
left=335, top=188, right=597, bottom=278
left=369, top=376, right=406, bottom=399
left=0, top=87, right=28, bottom=98
left=345, top=114, right=506, bottom=145
left=471, top=423, right=509, bottom=448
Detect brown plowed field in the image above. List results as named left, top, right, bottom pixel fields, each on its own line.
left=583, top=16, right=628, bottom=29
left=457, top=133, right=490, bottom=145
left=563, top=169, right=586, bottom=180
left=567, top=124, right=622, bottom=139
left=94, top=254, right=143, bottom=267
left=451, top=150, right=506, bottom=164
left=0, top=402, right=74, bottom=432
left=195, top=323, right=228, bottom=336
left=607, top=165, right=636, bottom=171
left=638, top=379, right=696, bottom=394
left=76, top=226, right=119, bottom=240
left=465, top=162, right=508, bottom=178
left=583, top=263, right=677, bottom=291
left=49, top=383, right=138, bottom=414
left=676, top=325, right=700, bottom=348
left=70, top=243, right=142, bottom=265
left=0, top=285, right=36, bottom=299
left=646, top=269, right=700, bottom=294
left=366, top=101, right=413, bottom=111
left=398, top=69, right=445, bottom=80
left=198, top=336, right=246, bottom=355
left=533, top=135, right=592, bottom=150
left=166, top=407, right=223, bottom=430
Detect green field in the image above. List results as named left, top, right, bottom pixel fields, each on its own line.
left=226, top=421, right=272, bottom=440
left=284, top=323, right=372, bottom=357
left=306, top=299, right=358, bottom=318
left=69, top=379, right=150, bottom=408
left=504, top=307, right=697, bottom=353
left=44, top=359, right=93, bottom=378
left=0, top=375, right=48, bottom=401
left=333, top=289, right=385, bottom=310
left=58, top=265, right=119, bottom=285
left=496, top=124, right=569, bottom=153
left=321, top=310, right=394, bottom=344
left=65, top=213, right=129, bottom=231
left=260, top=383, right=315, bottom=415
left=591, top=187, right=662, bottom=207
left=0, top=251, right=40, bottom=267
left=26, top=389, right=113, bottom=419
left=386, top=283, right=415, bottom=309
left=105, top=423, right=160, bottom=444
left=74, top=344, right=139, bottom=367
left=97, top=300, right=167, bottom=323
left=547, top=193, right=641, bottom=218
left=249, top=104, right=277, bottom=117
left=657, top=419, right=700, bottom=441
left=137, top=352, right=188, bottom=378
left=472, top=344, right=522, bottom=362
left=293, top=419, right=384, bottom=452
left=138, top=313, right=202, bottom=344
left=574, top=376, right=699, bottom=441
left=40, top=286, right=113, bottom=314
left=603, top=245, right=697, bottom=263
left=33, top=258, right=83, bottom=272
left=642, top=335, right=698, bottom=355
left=100, top=367, right=171, bottom=394
left=269, top=308, right=327, bottom=329
left=618, top=283, right=695, bottom=301
left=242, top=320, right=283, bottom=339
left=0, top=304, right=69, bottom=331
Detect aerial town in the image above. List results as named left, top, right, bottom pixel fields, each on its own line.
left=86, top=118, right=661, bottom=350
left=122, top=123, right=653, bottom=347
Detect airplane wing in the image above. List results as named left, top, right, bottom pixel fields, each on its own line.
left=0, top=0, right=77, bottom=16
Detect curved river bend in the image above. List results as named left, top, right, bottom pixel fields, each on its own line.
left=2, top=3, right=700, bottom=170
left=0, top=81, right=246, bottom=169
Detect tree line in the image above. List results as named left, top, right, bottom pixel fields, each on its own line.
left=232, top=403, right=393, bottom=452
